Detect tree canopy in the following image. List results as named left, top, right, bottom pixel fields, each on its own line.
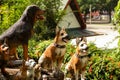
left=78, top=0, right=118, bottom=13
left=114, top=0, right=120, bottom=32
left=77, top=0, right=118, bottom=22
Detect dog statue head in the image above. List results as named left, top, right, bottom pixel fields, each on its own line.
left=0, top=38, right=9, bottom=61
left=14, top=59, right=37, bottom=80
left=22, top=5, right=45, bottom=23
left=54, top=26, right=70, bottom=46
left=25, top=59, right=37, bottom=80
left=25, top=59, right=37, bottom=70
left=76, top=37, right=88, bottom=54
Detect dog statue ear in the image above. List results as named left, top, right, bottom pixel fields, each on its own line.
left=61, top=26, right=65, bottom=30
left=76, top=37, right=80, bottom=46
left=56, top=26, right=61, bottom=34
left=3, top=38, right=8, bottom=45
left=81, top=37, right=87, bottom=42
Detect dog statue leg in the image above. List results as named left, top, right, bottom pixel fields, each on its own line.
left=73, top=65, right=78, bottom=80
left=64, top=68, right=72, bottom=80
left=13, top=48, right=19, bottom=59
left=52, top=61, right=55, bottom=70
left=22, top=44, right=28, bottom=60
left=9, top=48, right=19, bottom=60
left=14, top=49, right=19, bottom=60
left=75, top=70, right=79, bottom=80
left=57, top=57, right=64, bottom=70
left=81, top=71, right=85, bottom=80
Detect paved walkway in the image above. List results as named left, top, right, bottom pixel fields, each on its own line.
left=86, top=24, right=119, bottom=49
left=71, top=23, right=119, bottom=49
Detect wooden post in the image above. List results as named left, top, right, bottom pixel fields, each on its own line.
left=89, top=4, right=92, bottom=24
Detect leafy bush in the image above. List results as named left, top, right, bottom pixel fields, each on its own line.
left=0, top=0, right=64, bottom=40
left=86, top=43, right=120, bottom=80
left=86, top=55, right=120, bottom=80
left=17, top=39, right=52, bottom=61
left=17, top=39, right=40, bottom=59
left=114, top=0, right=120, bottom=27
left=17, top=39, right=120, bottom=79
left=0, top=0, right=30, bottom=33
left=33, top=40, right=52, bottom=59
left=32, top=40, right=76, bottom=62
left=35, top=41, right=120, bottom=80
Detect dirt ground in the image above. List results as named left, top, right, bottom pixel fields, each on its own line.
left=0, top=68, right=20, bottom=80
left=0, top=60, right=22, bottom=80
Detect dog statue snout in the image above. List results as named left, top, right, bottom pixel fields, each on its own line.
left=66, top=35, right=70, bottom=40
left=85, top=46, right=89, bottom=50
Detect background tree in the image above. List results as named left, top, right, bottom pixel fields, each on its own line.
left=0, top=0, right=30, bottom=32
left=33, top=0, right=64, bottom=40
left=77, top=0, right=118, bottom=22
left=114, top=0, right=120, bottom=48
left=114, top=0, right=120, bottom=26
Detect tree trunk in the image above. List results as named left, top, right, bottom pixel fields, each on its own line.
left=108, top=10, right=111, bottom=23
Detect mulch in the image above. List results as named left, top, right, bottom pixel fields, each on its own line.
left=0, top=60, right=65, bottom=80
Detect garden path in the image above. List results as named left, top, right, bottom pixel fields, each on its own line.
left=71, top=23, right=119, bottom=49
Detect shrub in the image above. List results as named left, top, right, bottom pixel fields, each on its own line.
left=114, top=0, right=120, bottom=27
left=32, top=40, right=76, bottom=62
left=17, top=39, right=120, bottom=80
left=17, top=39, right=52, bottom=61
left=33, top=40, right=52, bottom=58
left=86, top=55, right=120, bottom=80
left=86, top=43, right=120, bottom=80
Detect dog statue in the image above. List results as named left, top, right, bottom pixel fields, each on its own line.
left=0, top=5, right=44, bottom=60
left=14, top=59, right=37, bottom=80
left=65, top=37, right=89, bottom=80
left=33, top=64, right=42, bottom=80
left=0, top=38, right=9, bottom=76
left=38, top=27, right=69, bottom=76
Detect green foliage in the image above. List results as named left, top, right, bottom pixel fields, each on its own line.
left=32, top=40, right=76, bottom=62
left=78, top=0, right=118, bottom=15
left=114, top=0, right=120, bottom=28
left=86, top=56, right=120, bottom=80
left=33, top=40, right=52, bottom=59
left=64, top=43, right=76, bottom=63
left=114, top=0, right=120, bottom=54
left=34, top=0, right=65, bottom=40
left=0, top=0, right=31, bottom=34
left=14, top=38, right=120, bottom=79
left=86, top=43, right=120, bottom=80
left=17, top=39, right=40, bottom=59
left=27, top=40, right=120, bottom=79
left=28, top=39, right=76, bottom=63
left=0, top=0, right=64, bottom=40
left=78, top=0, right=118, bottom=22
left=28, top=0, right=65, bottom=40
left=86, top=53, right=120, bottom=79
left=17, top=39, right=52, bottom=60
left=1, top=0, right=120, bottom=79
